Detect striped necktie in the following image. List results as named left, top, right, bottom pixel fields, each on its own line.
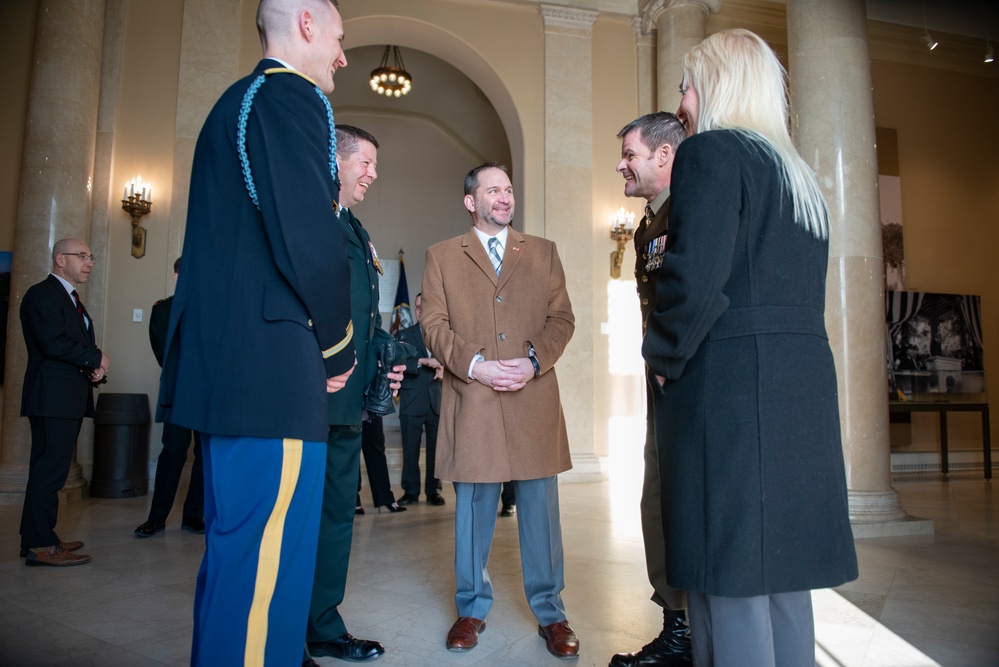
left=488, top=237, right=503, bottom=277
left=71, top=289, right=83, bottom=316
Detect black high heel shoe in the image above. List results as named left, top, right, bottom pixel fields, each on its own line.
left=377, top=502, right=407, bottom=513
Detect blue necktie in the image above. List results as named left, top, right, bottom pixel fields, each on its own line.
left=488, top=237, right=503, bottom=277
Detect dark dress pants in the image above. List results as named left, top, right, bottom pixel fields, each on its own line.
left=20, top=416, right=82, bottom=549
left=502, top=481, right=516, bottom=507
left=359, top=415, right=395, bottom=508
left=399, top=412, right=440, bottom=497
left=308, top=424, right=361, bottom=642
left=147, top=423, right=204, bottom=524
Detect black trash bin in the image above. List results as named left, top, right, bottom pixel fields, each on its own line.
left=91, top=393, right=150, bottom=498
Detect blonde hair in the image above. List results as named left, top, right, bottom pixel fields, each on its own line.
left=682, top=29, right=829, bottom=239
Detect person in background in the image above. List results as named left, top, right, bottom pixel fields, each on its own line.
left=499, top=481, right=515, bottom=517
left=642, top=28, right=858, bottom=666
left=135, top=256, right=204, bottom=538
left=395, top=292, right=445, bottom=507
left=19, top=238, right=107, bottom=567
left=357, top=413, right=407, bottom=512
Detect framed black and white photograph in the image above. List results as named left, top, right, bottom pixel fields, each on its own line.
left=886, top=290, right=986, bottom=396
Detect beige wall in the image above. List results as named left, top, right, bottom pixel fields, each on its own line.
left=871, top=58, right=999, bottom=451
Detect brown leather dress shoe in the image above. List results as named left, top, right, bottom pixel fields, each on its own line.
left=59, top=538, right=84, bottom=552
left=539, top=620, right=580, bottom=659
left=446, top=616, right=486, bottom=651
left=19, top=538, right=84, bottom=558
left=24, top=545, right=92, bottom=567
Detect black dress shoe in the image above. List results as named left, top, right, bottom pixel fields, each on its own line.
left=608, top=609, right=691, bottom=667
left=377, top=502, right=407, bottom=513
left=134, top=520, right=166, bottom=537
left=308, top=633, right=385, bottom=661
left=397, top=493, right=419, bottom=506
left=427, top=493, right=446, bottom=506
left=355, top=505, right=365, bottom=515
left=181, top=518, right=205, bottom=534
left=500, top=503, right=516, bottom=517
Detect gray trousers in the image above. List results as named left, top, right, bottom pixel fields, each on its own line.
left=453, top=477, right=567, bottom=625
left=687, top=590, right=814, bottom=667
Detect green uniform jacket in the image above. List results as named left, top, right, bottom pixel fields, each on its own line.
left=327, top=208, right=389, bottom=426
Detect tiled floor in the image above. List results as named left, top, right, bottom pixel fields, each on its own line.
left=0, top=454, right=995, bottom=666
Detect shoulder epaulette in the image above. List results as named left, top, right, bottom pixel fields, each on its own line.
left=237, top=69, right=338, bottom=211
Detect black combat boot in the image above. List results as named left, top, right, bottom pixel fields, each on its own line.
left=608, top=608, right=691, bottom=667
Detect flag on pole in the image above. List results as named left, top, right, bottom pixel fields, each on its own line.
left=390, top=250, right=414, bottom=335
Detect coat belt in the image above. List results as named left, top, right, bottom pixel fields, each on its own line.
left=706, top=306, right=827, bottom=341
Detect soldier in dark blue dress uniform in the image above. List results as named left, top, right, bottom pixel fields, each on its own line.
left=155, top=2, right=356, bottom=664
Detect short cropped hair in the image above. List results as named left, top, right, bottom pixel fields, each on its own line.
left=257, top=0, right=340, bottom=42
left=617, top=112, right=686, bottom=153
left=335, top=124, right=379, bottom=156
left=463, top=162, right=509, bottom=197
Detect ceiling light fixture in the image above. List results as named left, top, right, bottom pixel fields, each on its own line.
left=920, top=3, right=938, bottom=51
left=986, top=18, right=994, bottom=64
left=369, top=45, right=413, bottom=98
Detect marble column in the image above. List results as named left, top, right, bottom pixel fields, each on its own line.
left=787, top=0, right=918, bottom=532
left=539, top=5, right=600, bottom=481
left=0, top=0, right=106, bottom=504
left=639, top=0, right=721, bottom=112
left=633, top=17, right=657, bottom=117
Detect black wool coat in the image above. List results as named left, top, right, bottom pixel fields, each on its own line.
left=642, top=129, right=858, bottom=597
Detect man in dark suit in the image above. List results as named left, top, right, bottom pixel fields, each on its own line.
left=19, top=238, right=108, bottom=567
left=155, top=1, right=356, bottom=664
left=395, top=292, right=445, bottom=506
left=134, top=256, right=204, bottom=538
left=610, top=112, right=691, bottom=667
left=306, top=124, right=404, bottom=663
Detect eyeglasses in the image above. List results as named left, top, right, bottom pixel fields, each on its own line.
left=61, top=252, right=96, bottom=262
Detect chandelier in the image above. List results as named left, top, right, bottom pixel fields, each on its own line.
left=369, top=45, right=413, bottom=97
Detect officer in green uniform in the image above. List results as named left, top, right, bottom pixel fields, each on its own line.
left=306, top=125, right=403, bottom=663
left=611, top=112, right=691, bottom=667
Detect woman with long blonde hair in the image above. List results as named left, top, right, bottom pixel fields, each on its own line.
left=642, top=29, right=858, bottom=666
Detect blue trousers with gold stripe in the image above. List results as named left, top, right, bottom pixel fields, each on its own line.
left=192, top=435, right=325, bottom=666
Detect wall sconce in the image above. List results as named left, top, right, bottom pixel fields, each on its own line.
left=121, top=175, right=152, bottom=259
left=609, top=207, right=635, bottom=279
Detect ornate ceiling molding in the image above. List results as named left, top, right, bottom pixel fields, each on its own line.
left=539, top=4, right=600, bottom=31
left=639, top=0, right=723, bottom=35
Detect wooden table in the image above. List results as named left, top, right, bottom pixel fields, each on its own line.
left=889, top=402, right=991, bottom=480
